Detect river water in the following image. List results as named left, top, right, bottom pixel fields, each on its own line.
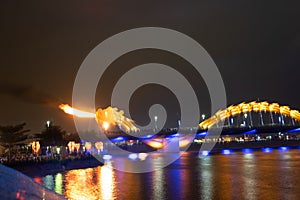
left=31, top=148, right=300, bottom=200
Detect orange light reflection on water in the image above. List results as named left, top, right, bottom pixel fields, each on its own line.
left=99, top=163, right=115, bottom=200
left=64, top=165, right=116, bottom=200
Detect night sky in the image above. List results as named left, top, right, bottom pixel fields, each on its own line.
left=0, top=1, right=299, bottom=133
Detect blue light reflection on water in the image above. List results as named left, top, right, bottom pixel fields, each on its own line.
left=166, top=162, right=183, bottom=199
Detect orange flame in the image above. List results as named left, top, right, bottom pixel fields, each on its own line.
left=59, top=104, right=138, bottom=132
left=59, top=104, right=95, bottom=118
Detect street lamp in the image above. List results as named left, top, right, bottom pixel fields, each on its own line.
left=154, top=116, right=158, bottom=131
left=46, top=120, right=51, bottom=128
left=201, top=114, right=206, bottom=120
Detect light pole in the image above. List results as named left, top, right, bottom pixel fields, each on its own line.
left=154, top=116, right=158, bottom=131
left=243, top=113, right=247, bottom=127
left=249, top=112, right=253, bottom=127
left=46, top=120, right=51, bottom=128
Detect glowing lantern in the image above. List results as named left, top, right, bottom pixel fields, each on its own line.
left=74, top=143, right=81, bottom=152
left=68, top=141, right=75, bottom=153
left=56, top=147, right=61, bottom=154
left=95, top=142, right=104, bottom=153
left=32, top=141, right=40, bottom=155
left=85, top=142, right=92, bottom=151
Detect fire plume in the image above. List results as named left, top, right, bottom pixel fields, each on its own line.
left=59, top=104, right=95, bottom=118
left=59, top=104, right=138, bottom=132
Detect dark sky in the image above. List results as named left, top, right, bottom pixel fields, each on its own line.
left=0, top=1, right=299, bottom=133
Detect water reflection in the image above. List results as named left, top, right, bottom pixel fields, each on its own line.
left=43, top=175, right=54, bottom=191
left=55, top=173, right=63, bottom=195
left=152, top=170, right=165, bottom=199
left=98, top=163, right=115, bottom=200
left=64, top=168, right=98, bottom=200
left=199, top=156, right=213, bottom=200
left=64, top=165, right=116, bottom=200
left=242, top=153, right=256, bottom=200
left=32, top=149, right=300, bottom=200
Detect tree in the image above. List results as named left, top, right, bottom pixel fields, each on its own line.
left=0, top=123, right=30, bottom=160
left=39, top=124, right=67, bottom=146
left=63, top=132, right=81, bottom=143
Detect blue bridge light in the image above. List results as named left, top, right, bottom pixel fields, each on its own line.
left=196, top=132, right=207, bottom=137
left=262, top=147, right=273, bottom=153
left=242, top=148, right=253, bottom=154
left=200, top=151, right=209, bottom=156
left=222, top=149, right=232, bottom=155
left=140, top=134, right=154, bottom=139
left=279, top=146, right=289, bottom=152
left=111, top=136, right=126, bottom=142
left=243, top=129, right=257, bottom=134
left=288, top=128, right=300, bottom=133
left=166, top=133, right=181, bottom=138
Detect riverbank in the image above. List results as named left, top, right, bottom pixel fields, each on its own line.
left=4, top=155, right=103, bottom=176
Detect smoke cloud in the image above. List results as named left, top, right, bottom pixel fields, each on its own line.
left=0, top=83, right=61, bottom=107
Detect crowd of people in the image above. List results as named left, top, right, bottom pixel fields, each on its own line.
left=0, top=145, right=95, bottom=165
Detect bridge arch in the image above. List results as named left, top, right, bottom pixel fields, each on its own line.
left=199, top=101, right=300, bottom=129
